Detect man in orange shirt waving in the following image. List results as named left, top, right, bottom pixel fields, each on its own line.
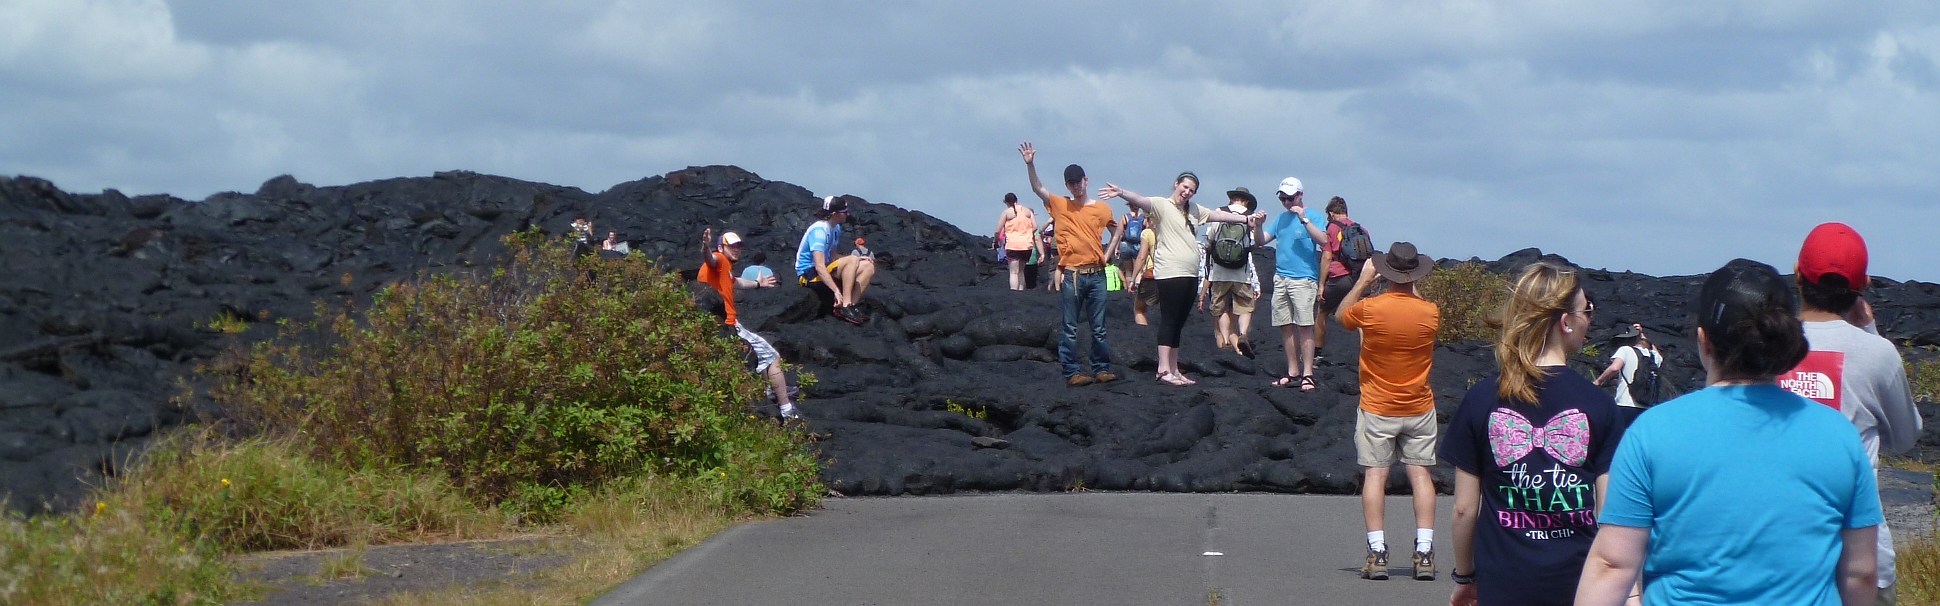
left=699, top=228, right=797, bottom=420
left=1334, top=242, right=1441, bottom=581
left=1020, top=142, right=1122, bottom=387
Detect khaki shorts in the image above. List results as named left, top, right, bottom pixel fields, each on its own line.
left=1271, top=275, right=1319, bottom=327
left=1355, top=408, right=1439, bottom=467
left=1208, top=282, right=1256, bottom=316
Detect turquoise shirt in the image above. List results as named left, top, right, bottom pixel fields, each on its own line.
left=1601, top=384, right=1882, bottom=605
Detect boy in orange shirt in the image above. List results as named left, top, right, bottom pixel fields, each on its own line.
left=699, top=229, right=797, bottom=420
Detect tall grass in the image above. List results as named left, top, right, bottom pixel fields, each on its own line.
left=111, top=431, right=504, bottom=552
left=1908, top=356, right=1940, bottom=404
left=1416, top=262, right=1512, bottom=344
left=212, top=230, right=821, bottom=520
left=0, top=506, right=231, bottom=605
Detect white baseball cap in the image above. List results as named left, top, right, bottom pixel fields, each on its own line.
left=1277, top=177, right=1304, bottom=197
left=720, top=232, right=743, bottom=246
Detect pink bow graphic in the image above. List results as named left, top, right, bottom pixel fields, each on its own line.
left=1487, top=408, right=1591, bottom=467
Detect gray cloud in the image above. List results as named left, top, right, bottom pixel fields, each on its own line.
left=3, top=0, right=1936, bottom=281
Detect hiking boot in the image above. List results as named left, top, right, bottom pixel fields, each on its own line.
left=1361, top=548, right=1389, bottom=580
left=1093, top=371, right=1118, bottom=384
left=1412, top=550, right=1435, bottom=580
left=1066, top=374, right=1095, bottom=387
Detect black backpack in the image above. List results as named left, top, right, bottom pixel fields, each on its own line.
left=1334, top=220, right=1374, bottom=268
left=1210, top=223, right=1251, bottom=269
left=1625, top=346, right=1665, bottom=407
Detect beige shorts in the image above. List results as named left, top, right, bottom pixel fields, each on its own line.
left=1271, top=275, right=1319, bottom=327
left=1208, top=282, right=1257, bottom=316
left=1355, top=408, right=1439, bottom=468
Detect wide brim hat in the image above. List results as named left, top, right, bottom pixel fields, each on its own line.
left=1373, top=242, right=1434, bottom=284
left=1615, top=325, right=1642, bottom=339
left=1225, top=187, right=1257, bottom=212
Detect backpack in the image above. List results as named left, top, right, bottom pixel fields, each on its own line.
left=1210, top=222, right=1251, bottom=269
left=1333, top=220, right=1374, bottom=268
left=1122, top=213, right=1144, bottom=244
left=1625, top=346, right=1665, bottom=407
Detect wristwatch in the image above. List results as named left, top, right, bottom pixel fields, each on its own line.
left=1451, top=570, right=1475, bottom=585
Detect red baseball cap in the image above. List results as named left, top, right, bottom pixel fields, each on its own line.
left=1797, top=222, right=1868, bottom=290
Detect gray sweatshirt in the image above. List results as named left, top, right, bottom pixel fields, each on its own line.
left=1796, top=319, right=1923, bottom=588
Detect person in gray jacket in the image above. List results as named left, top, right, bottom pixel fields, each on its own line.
left=1780, top=222, right=1922, bottom=606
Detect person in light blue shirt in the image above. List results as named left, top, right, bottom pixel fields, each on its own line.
left=1253, top=177, right=1329, bottom=390
left=1577, top=259, right=1881, bottom=606
left=739, top=252, right=775, bottom=284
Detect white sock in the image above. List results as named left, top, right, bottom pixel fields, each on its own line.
left=1367, top=531, right=1386, bottom=552
left=1416, top=528, right=1434, bottom=553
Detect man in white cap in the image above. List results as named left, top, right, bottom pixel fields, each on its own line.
left=700, top=228, right=798, bottom=419
left=1254, top=177, right=1330, bottom=391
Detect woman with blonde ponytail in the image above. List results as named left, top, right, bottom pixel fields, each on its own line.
left=1437, top=262, right=1623, bottom=606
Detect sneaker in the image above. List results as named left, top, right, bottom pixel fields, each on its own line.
left=1093, top=371, right=1118, bottom=384
left=836, top=306, right=866, bottom=326
left=1412, top=550, right=1436, bottom=581
left=1361, top=548, right=1389, bottom=580
left=778, top=404, right=801, bottom=420
left=1066, top=374, right=1095, bottom=387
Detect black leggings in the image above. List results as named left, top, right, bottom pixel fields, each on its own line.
left=1154, top=276, right=1197, bottom=348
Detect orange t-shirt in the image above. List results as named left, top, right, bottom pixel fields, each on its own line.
left=697, top=252, right=737, bottom=327
left=1002, top=206, right=1037, bottom=252
left=1340, top=292, right=1440, bottom=417
left=1045, top=194, right=1115, bottom=269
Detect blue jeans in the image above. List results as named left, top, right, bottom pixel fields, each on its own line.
left=1059, top=269, right=1112, bottom=377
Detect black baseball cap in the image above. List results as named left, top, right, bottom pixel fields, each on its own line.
left=1063, top=164, right=1085, bottom=184
left=1696, top=258, right=1797, bottom=336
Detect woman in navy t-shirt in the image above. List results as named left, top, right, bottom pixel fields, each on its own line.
left=1440, top=262, right=1622, bottom=606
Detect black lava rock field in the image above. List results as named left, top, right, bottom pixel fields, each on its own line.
left=5, top=166, right=1939, bottom=512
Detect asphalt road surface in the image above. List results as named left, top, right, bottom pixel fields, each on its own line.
left=593, top=493, right=1462, bottom=606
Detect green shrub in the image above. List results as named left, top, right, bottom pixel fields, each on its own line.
left=1416, top=262, right=1511, bottom=344
left=1910, top=356, right=1940, bottom=404
left=0, top=505, right=233, bottom=605
left=214, top=231, right=821, bottom=520
left=111, top=431, right=502, bottom=552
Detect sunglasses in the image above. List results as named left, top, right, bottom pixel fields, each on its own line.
left=1568, top=301, right=1597, bottom=316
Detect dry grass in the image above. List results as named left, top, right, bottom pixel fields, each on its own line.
left=365, top=475, right=743, bottom=605
left=1901, top=537, right=1940, bottom=606
left=316, top=544, right=371, bottom=581
left=1909, top=356, right=1940, bottom=405
left=0, top=507, right=238, bottom=605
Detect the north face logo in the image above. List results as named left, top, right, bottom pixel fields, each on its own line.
left=1780, top=372, right=1836, bottom=400
left=1781, top=351, right=1846, bottom=410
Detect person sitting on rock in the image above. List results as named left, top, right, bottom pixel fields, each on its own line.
left=794, top=194, right=876, bottom=326
left=602, top=231, right=620, bottom=251
left=739, top=251, right=774, bottom=284
left=700, top=228, right=797, bottom=420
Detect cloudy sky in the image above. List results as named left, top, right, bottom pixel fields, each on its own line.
left=3, top=0, right=1936, bottom=280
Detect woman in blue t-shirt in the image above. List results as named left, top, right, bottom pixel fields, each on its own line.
left=1441, top=262, right=1621, bottom=606
left=1577, top=259, right=1881, bottom=606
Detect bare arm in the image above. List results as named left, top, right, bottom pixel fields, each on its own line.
left=1317, top=248, right=1335, bottom=302
left=1019, top=143, right=1054, bottom=203
left=700, top=228, right=714, bottom=267
left=812, top=250, right=843, bottom=301
left=1451, top=470, right=1482, bottom=581
left=994, top=207, right=1014, bottom=245
left=1104, top=218, right=1124, bottom=265
left=1206, top=208, right=1253, bottom=224
left=1840, top=526, right=1880, bottom=606
left=1595, top=357, right=1627, bottom=387
left=1097, top=183, right=1155, bottom=212
left=1333, top=258, right=1380, bottom=326
left=1574, top=525, right=1648, bottom=606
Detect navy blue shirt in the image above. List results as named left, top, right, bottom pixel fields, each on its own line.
left=1438, top=368, right=1622, bottom=606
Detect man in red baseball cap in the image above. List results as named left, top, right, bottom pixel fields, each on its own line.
left=1780, top=222, right=1922, bottom=605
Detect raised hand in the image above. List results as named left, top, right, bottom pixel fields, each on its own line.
left=1098, top=183, right=1123, bottom=200
left=1019, top=142, right=1036, bottom=164
left=758, top=275, right=778, bottom=288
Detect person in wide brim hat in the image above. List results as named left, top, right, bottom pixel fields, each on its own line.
left=1372, top=242, right=1435, bottom=284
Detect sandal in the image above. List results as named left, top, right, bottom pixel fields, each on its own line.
left=1300, top=375, right=1318, bottom=392
left=1159, top=372, right=1193, bottom=387
left=1272, top=375, right=1298, bottom=388
left=1236, top=340, right=1256, bottom=359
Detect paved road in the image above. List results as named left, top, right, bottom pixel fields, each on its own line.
left=593, top=493, right=1459, bottom=606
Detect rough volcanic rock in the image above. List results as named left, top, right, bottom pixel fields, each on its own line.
left=4, top=166, right=1938, bottom=512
